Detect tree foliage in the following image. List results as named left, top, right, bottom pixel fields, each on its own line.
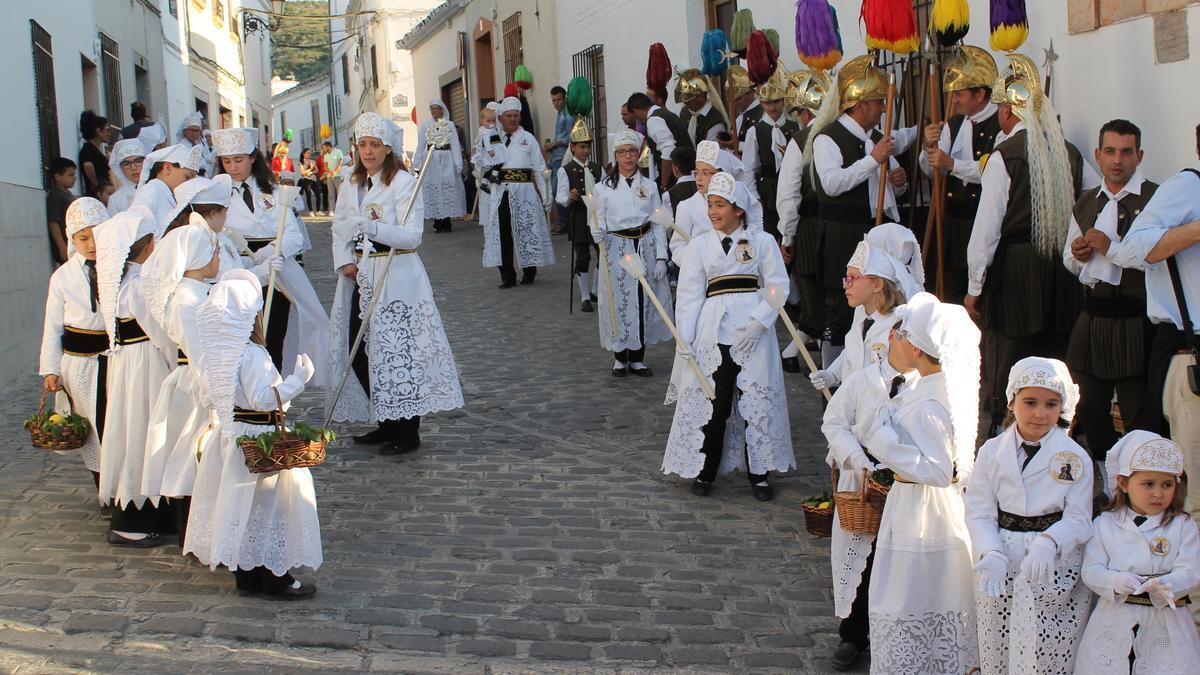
left=272, top=1, right=332, bottom=84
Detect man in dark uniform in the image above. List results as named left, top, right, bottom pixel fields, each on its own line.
left=665, top=146, right=698, bottom=215
left=727, top=65, right=762, bottom=153
left=741, top=70, right=799, bottom=241
left=627, top=92, right=693, bottom=192
left=555, top=115, right=603, bottom=312
left=676, top=68, right=728, bottom=147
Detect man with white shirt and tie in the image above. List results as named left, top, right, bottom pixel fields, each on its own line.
left=1103, top=122, right=1200, bottom=523
left=627, top=92, right=692, bottom=192
left=676, top=68, right=727, bottom=148
left=1062, top=120, right=1157, bottom=462
left=920, top=45, right=1002, bottom=303
left=740, top=70, right=797, bottom=241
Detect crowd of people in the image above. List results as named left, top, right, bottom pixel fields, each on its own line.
left=34, top=31, right=1200, bottom=674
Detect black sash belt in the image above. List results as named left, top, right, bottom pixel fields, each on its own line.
left=115, top=318, right=149, bottom=346
left=62, top=326, right=110, bottom=356
left=499, top=168, right=534, bottom=183
left=354, top=241, right=416, bottom=258
left=1083, top=293, right=1146, bottom=319
left=1126, top=593, right=1190, bottom=607
left=434, top=144, right=451, bottom=151
left=233, top=407, right=282, bottom=426
left=798, top=202, right=819, bottom=219
left=177, top=349, right=189, bottom=366
left=706, top=275, right=759, bottom=297
left=998, top=509, right=1063, bottom=533
left=244, top=237, right=275, bottom=253
left=609, top=223, right=652, bottom=240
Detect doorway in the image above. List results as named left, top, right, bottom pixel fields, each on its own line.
left=472, top=18, right=495, bottom=105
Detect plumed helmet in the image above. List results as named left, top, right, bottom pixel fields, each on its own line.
left=836, top=55, right=887, bottom=112
left=943, top=45, right=999, bottom=93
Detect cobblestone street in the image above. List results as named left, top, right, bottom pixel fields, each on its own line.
left=0, top=217, right=847, bottom=673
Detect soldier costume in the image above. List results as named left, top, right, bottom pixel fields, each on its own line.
left=555, top=115, right=602, bottom=312
left=676, top=68, right=728, bottom=147
left=741, top=70, right=799, bottom=241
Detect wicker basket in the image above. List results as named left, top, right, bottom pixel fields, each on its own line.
left=834, top=469, right=883, bottom=535
left=866, top=469, right=893, bottom=512
left=800, top=465, right=839, bottom=538
left=239, top=389, right=327, bottom=474
left=28, top=389, right=88, bottom=451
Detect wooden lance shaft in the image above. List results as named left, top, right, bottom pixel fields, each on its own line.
left=874, top=73, right=897, bottom=226
left=778, top=311, right=831, bottom=402
left=261, top=185, right=300, bottom=330
left=588, top=202, right=619, bottom=340
left=323, top=138, right=441, bottom=429
left=626, top=264, right=716, bottom=401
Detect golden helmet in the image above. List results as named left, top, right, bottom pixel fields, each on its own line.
left=569, top=116, right=591, bottom=143
left=728, top=65, right=753, bottom=100
left=757, top=69, right=789, bottom=103
left=943, top=45, right=999, bottom=93
left=674, top=68, right=709, bottom=104
left=837, top=55, right=888, bottom=112
left=991, top=53, right=1043, bottom=117
left=788, top=69, right=832, bottom=112
left=638, top=144, right=651, bottom=168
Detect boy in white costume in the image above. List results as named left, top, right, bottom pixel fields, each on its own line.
left=966, top=357, right=1094, bottom=673
left=413, top=100, right=466, bottom=233
left=131, top=143, right=201, bottom=225
left=106, top=139, right=147, bottom=214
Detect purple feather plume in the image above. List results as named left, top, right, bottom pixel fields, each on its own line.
left=795, top=0, right=842, bottom=71
left=989, top=0, right=1027, bottom=29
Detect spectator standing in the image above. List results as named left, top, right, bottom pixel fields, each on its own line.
left=271, top=142, right=295, bottom=179
left=78, top=110, right=111, bottom=195
left=546, top=85, right=572, bottom=234
left=298, top=148, right=322, bottom=214
left=46, top=158, right=77, bottom=264
left=120, top=101, right=153, bottom=140
left=321, top=141, right=344, bottom=213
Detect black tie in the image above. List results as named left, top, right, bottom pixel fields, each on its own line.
left=504, top=134, right=512, bottom=147
left=721, top=237, right=733, bottom=254
left=1020, top=443, right=1040, bottom=471
left=1133, top=515, right=1147, bottom=527
left=83, top=259, right=98, bottom=312
left=889, top=375, right=904, bottom=399
left=861, top=317, right=875, bottom=339
left=625, top=177, right=635, bottom=187
left=367, top=177, right=374, bottom=191
left=241, top=183, right=254, bottom=212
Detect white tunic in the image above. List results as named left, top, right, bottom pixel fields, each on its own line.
left=413, top=118, right=467, bottom=219
left=38, top=256, right=106, bottom=473
left=965, top=425, right=1094, bottom=673
left=107, top=184, right=136, bottom=214
left=594, top=172, right=673, bottom=352
left=669, top=188, right=764, bottom=261
left=866, top=373, right=979, bottom=675
left=824, top=306, right=898, bottom=386
left=481, top=128, right=555, bottom=269
left=185, top=344, right=322, bottom=575
left=1076, top=509, right=1200, bottom=674
left=326, top=170, right=464, bottom=423
left=814, top=114, right=906, bottom=223
left=130, top=179, right=177, bottom=227
left=98, top=268, right=172, bottom=508
left=662, top=227, right=795, bottom=478
left=775, top=125, right=815, bottom=248
left=918, top=102, right=998, bottom=182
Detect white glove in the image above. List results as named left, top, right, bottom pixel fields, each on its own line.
left=1019, top=535, right=1057, bottom=585
left=355, top=218, right=378, bottom=238
left=734, top=319, right=767, bottom=354
left=292, top=354, right=315, bottom=383
left=810, top=369, right=838, bottom=391
left=591, top=228, right=604, bottom=245
left=676, top=342, right=694, bottom=359
left=847, top=451, right=878, bottom=474
left=250, top=255, right=281, bottom=281
left=973, top=550, right=1008, bottom=598
left=251, top=242, right=278, bottom=264
left=653, top=260, right=668, bottom=280
left=1111, top=572, right=1144, bottom=597
left=1140, top=579, right=1176, bottom=609
left=268, top=256, right=283, bottom=273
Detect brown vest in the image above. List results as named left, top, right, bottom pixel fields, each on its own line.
left=814, top=120, right=882, bottom=224
left=646, top=107, right=692, bottom=172
left=944, top=111, right=1002, bottom=219
left=1072, top=180, right=1158, bottom=315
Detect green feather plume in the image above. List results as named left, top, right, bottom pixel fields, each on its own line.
left=566, top=77, right=592, bottom=118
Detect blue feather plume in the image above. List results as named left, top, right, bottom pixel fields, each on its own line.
left=701, top=30, right=730, bottom=76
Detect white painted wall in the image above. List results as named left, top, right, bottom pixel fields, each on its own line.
left=272, top=77, right=332, bottom=153
left=162, top=0, right=193, bottom=130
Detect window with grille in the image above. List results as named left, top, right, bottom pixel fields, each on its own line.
left=31, top=20, right=59, bottom=189
left=571, top=45, right=607, bottom=164
left=168, top=0, right=178, bottom=18
left=99, top=33, right=123, bottom=129
left=341, top=54, right=350, bottom=94
left=502, top=12, right=522, bottom=83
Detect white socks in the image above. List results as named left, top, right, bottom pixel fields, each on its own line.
left=613, top=359, right=626, bottom=370
left=112, top=531, right=147, bottom=540
left=630, top=362, right=648, bottom=371
left=781, top=341, right=800, bottom=358
left=578, top=272, right=592, bottom=299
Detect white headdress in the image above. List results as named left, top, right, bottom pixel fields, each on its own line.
left=175, top=112, right=204, bottom=141
left=136, top=122, right=167, bottom=150
left=497, top=97, right=522, bottom=115
left=180, top=145, right=204, bottom=172
left=164, top=175, right=234, bottom=232
left=866, top=222, right=925, bottom=290
left=140, top=224, right=218, bottom=325
left=1005, top=356, right=1080, bottom=425
left=108, top=139, right=148, bottom=190
left=354, top=112, right=390, bottom=144
left=614, top=129, right=644, bottom=151
left=1104, top=430, right=1186, bottom=497
left=705, top=171, right=754, bottom=211
left=429, top=99, right=448, bottom=116
left=695, top=140, right=721, bottom=168
left=485, top=101, right=499, bottom=112
left=385, top=118, right=405, bottom=154
left=211, top=128, right=258, bottom=157
left=138, top=143, right=196, bottom=185
left=65, top=197, right=110, bottom=258
left=194, top=268, right=263, bottom=440
left=900, top=292, right=982, bottom=481
left=847, top=240, right=921, bottom=300
left=94, top=206, right=157, bottom=348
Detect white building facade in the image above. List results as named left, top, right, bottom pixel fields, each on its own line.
left=272, top=75, right=333, bottom=155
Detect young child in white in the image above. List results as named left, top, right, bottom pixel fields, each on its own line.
left=966, top=356, right=1094, bottom=673
left=186, top=269, right=322, bottom=599
left=669, top=140, right=762, bottom=261
left=39, top=198, right=111, bottom=497
left=862, top=292, right=980, bottom=674
left=95, top=206, right=173, bottom=546
left=1075, top=431, right=1200, bottom=673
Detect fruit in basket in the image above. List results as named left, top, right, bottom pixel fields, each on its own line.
left=871, top=468, right=896, bottom=487
left=802, top=492, right=833, bottom=508
left=818, top=501, right=831, bottom=509
left=48, top=413, right=66, bottom=425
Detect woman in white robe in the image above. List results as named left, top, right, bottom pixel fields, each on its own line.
left=106, top=139, right=147, bottom=214
left=326, top=112, right=464, bottom=455
left=95, top=206, right=174, bottom=546
left=593, top=129, right=672, bottom=376
left=662, top=172, right=794, bottom=500
left=413, top=100, right=466, bottom=232
left=38, top=198, right=111, bottom=489
left=186, top=269, right=321, bottom=599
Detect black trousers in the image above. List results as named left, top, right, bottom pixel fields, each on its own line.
left=433, top=217, right=452, bottom=232
left=823, top=289, right=854, bottom=348
left=348, top=284, right=371, bottom=396
left=838, top=541, right=876, bottom=648
left=940, top=267, right=969, bottom=306
left=572, top=240, right=594, bottom=275
left=1137, top=323, right=1188, bottom=435
left=233, top=566, right=295, bottom=594
left=498, top=193, right=535, bottom=284
left=173, top=496, right=191, bottom=551
left=263, top=288, right=291, bottom=371
left=110, top=499, right=167, bottom=534
left=1073, top=369, right=1147, bottom=461
left=983, top=328, right=1069, bottom=431
left=698, top=345, right=768, bottom=484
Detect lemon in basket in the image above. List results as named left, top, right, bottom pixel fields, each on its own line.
left=47, top=413, right=66, bottom=425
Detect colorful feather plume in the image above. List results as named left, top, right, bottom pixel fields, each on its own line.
left=701, top=29, right=731, bottom=76
left=503, top=82, right=519, bottom=98
left=762, top=28, right=781, bottom=55
left=861, top=0, right=920, bottom=55
left=795, top=0, right=843, bottom=72
left=931, top=0, right=970, bottom=47
left=746, top=30, right=778, bottom=85
left=730, top=9, right=756, bottom=58
left=566, top=77, right=592, bottom=118
left=513, top=64, right=533, bottom=90
left=990, top=0, right=1028, bottom=52
left=646, top=43, right=672, bottom=91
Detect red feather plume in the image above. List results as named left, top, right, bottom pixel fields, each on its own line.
left=503, top=82, right=519, bottom=98
left=861, top=0, right=920, bottom=54
left=745, top=31, right=778, bottom=85
left=646, top=43, right=672, bottom=91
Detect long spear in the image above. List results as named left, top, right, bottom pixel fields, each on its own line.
left=323, top=121, right=451, bottom=429
left=874, top=72, right=897, bottom=226
left=261, top=185, right=301, bottom=330
left=582, top=193, right=619, bottom=340
left=759, top=286, right=830, bottom=401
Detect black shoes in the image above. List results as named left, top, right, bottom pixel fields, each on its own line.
left=107, top=531, right=169, bottom=548
left=352, top=426, right=391, bottom=445
left=830, top=641, right=864, bottom=671
left=752, top=483, right=774, bottom=502
left=580, top=299, right=594, bottom=313
left=100, top=504, right=114, bottom=519
left=380, top=437, right=421, bottom=456
left=691, top=479, right=712, bottom=496
left=498, top=280, right=516, bottom=289
left=628, top=366, right=653, bottom=377
left=519, top=276, right=535, bottom=285
left=781, top=356, right=801, bottom=373
left=262, top=581, right=317, bottom=601
left=611, top=365, right=628, bottom=378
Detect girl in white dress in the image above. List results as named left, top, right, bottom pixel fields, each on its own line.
left=186, top=269, right=322, bottom=599
left=662, top=171, right=794, bottom=501
left=669, top=140, right=763, bottom=261
left=413, top=99, right=466, bottom=232
left=966, top=357, right=1094, bottom=673
left=39, top=198, right=111, bottom=499
left=326, top=112, right=464, bottom=456
left=593, top=129, right=673, bottom=377
left=862, top=292, right=980, bottom=674
left=472, top=103, right=500, bottom=232
left=1075, top=431, right=1200, bottom=673
left=95, top=206, right=174, bottom=546
left=106, top=139, right=147, bottom=214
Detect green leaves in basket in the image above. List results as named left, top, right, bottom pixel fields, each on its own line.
left=25, top=410, right=89, bottom=438
left=292, top=421, right=336, bottom=444
left=237, top=421, right=334, bottom=458
left=871, top=469, right=896, bottom=487
left=802, top=492, right=833, bottom=508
